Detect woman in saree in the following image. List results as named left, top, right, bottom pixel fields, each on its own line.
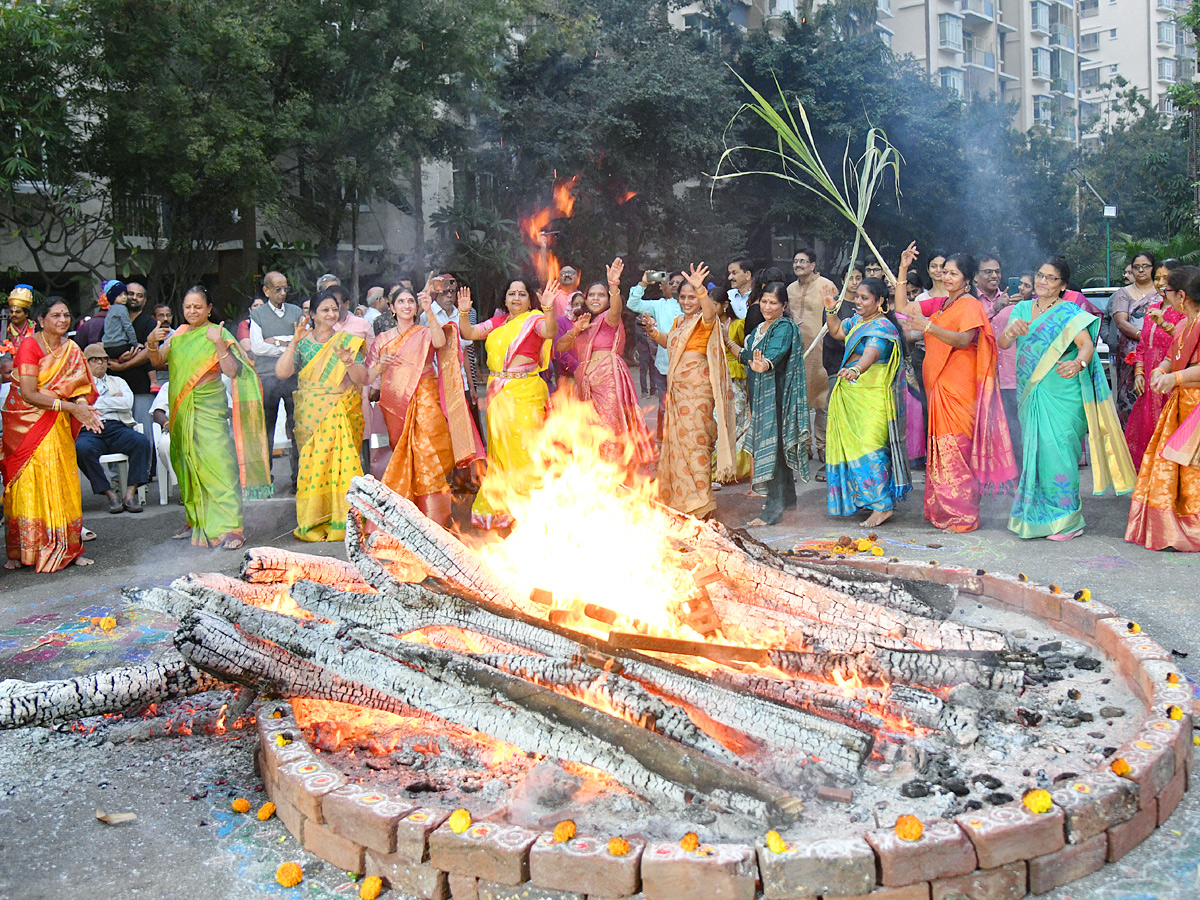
left=1126, top=266, right=1200, bottom=551
left=2, top=298, right=102, bottom=571
left=147, top=286, right=272, bottom=549
left=713, top=288, right=753, bottom=482
left=998, top=257, right=1135, bottom=540
left=555, top=257, right=655, bottom=467
left=1126, top=259, right=1186, bottom=468
left=366, top=285, right=482, bottom=527
left=1109, top=252, right=1159, bottom=426
left=894, top=244, right=1017, bottom=532
left=824, top=277, right=912, bottom=527
left=726, top=283, right=808, bottom=526
left=644, top=263, right=735, bottom=518
left=457, top=276, right=559, bottom=530
left=274, top=291, right=369, bottom=541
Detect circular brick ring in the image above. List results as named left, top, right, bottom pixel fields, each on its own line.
left=254, top=558, right=1194, bottom=900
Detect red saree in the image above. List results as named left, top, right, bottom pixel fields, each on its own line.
left=921, top=295, right=1017, bottom=531
left=1125, top=298, right=1186, bottom=468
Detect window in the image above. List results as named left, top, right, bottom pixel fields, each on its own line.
left=1158, top=56, right=1177, bottom=81
left=878, top=28, right=893, bottom=50
left=1157, top=0, right=1175, bottom=10
left=1033, top=95, right=1054, bottom=124
left=1032, top=47, right=1052, bottom=77
left=1031, top=1, right=1050, bottom=33
left=939, top=14, right=964, bottom=50
left=1080, top=0, right=1098, bottom=16
left=1111, top=63, right=1119, bottom=73
left=1158, top=21, right=1176, bottom=46
left=1110, top=29, right=1117, bottom=38
left=1080, top=32, right=1099, bottom=51
left=940, top=66, right=966, bottom=95
left=1081, top=67, right=1101, bottom=88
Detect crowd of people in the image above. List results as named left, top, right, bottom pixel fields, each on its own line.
left=4, top=240, right=1200, bottom=574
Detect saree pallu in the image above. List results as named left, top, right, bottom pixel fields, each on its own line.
left=2, top=338, right=95, bottom=571
left=727, top=317, right=754, bottom=480
left=293, top=333, right=365, bottom=542
left=826, top=317, right=911, bottom=516
left=1126, top=300, right=1185, bottom=467
left=739, top=317, right=809, bottom=494
left=922, top=297, right=1017, bottom=532
left=472, top=310, right=551, bottom=530
left=168, top=326, right=272, bottom=547
left=575, top=318, right=655, bottom=468
left=1009, top=301, right=1135, bottom=539
left=659, top=315, right=735, bottom=518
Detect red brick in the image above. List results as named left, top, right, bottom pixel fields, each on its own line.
left=1106, top=802, right=1157, bottom=862
left=1093, top=620, right=1169, bottom=677
left=429, top=822, right=538, bottom=885
left=274, top=758, right=345, bottom=824
left=1157, top=764, right=1186, bottom=826
left=1022, top=588, right=1061, bottom=622
left=979, top=573, right=1029, bottom=610
left=395, top=807, right=451, bottom=864
left=841, top=557, right=892, bottom=575
left=321, top=785, right=413, bottom=855
left=1149, top=681, right=1193, bottom=718
left=887, top=561, right=940, bottom=584
left=1136, top=659, right=1185, bottom=705
left=1142, top=716, right=1193, bottom=775
left=529, top=832, right=643, bottom=896
left=865, top=819, right=977, bottom=887
left=1116, top=639, right=1172, bottom=679
left=937, top=566, right=985, bottom=595
left=587, top=895, right=646, bottom=900
left=1116, top=732, right=1177, bottom=808
left=824, top=885, right=931, bottom=900
left=365, top=851, right=450, bottom=900
left=449, top=874, right=478, bottom=900
left=955, top=804, right=1063, bottom=868
left=478, top=882, right=585, bottom=900
left=640, top=842, right=757, bottom=900
left=273, top=795, right=305, bottom=844
left=1058, top=598, right=1116, bottom=639
left=931, top=860, right=1026, bottom=900
left=1048, top=773, right=1138, bottom=843
left=304, top=818, right=365, bottom=873
left=1027, top=832, right=1106, bottom=894
left=755, top=835, right=875, bottom=898
left=259, top=737, right=310, bottom=784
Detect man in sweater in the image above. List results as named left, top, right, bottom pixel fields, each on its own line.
left=250, top=271, right=304, bottom=491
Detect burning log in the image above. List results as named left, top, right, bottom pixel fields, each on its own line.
left=240, top=546, right=370, bottom=589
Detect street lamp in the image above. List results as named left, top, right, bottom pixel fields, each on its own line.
left=1070, top=166, right=1117, bottom=285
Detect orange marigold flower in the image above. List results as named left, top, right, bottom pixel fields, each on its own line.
left=680, top=832, right=699, bottom=852
left=1167, top=672, right=1181, bottom=684
left=1111, top=758, right=1132, bottom=777
left=448, top=808, right=472, bottom=834
left=257, top=802, right=276, bottom=821
left=1048, top=584, right=1061, bottom=594
left=1022, top=789, right=1053, bottom=814
left=275, top=862, right=303, bottom=887
left=231, top=797, right=251, bottom=814
left=894, top=815, right=923, bottom=841
left=553, top=820, right=576, bottom=843
left=359, top=875, right=383, bottom=900
left=608, top=836, right=630, bottom=856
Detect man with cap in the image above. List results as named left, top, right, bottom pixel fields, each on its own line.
left=76, top=344, right=153, bottom=513
left=6, top=285, right=35, bottom=348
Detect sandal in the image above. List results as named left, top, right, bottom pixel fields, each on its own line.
left=81, top=527, right=97, bottom=542
left=219, top=535, right=245, bottom=551
left=171, top=526, right=193, bottom=540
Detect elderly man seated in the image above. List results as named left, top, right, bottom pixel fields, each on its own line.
left=76, top=343, right=152, bottom=513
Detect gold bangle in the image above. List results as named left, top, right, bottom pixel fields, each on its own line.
left=53, top=399, right=61, bottom=412
left=1176, top=371, right=1184, bottom=387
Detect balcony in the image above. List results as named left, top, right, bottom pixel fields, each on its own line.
left=877, top=0, right=893, bottom=19
left=1056, top=0, right=1073, bottom=7
left=965, top=47, right=997, bottom=69
left=1080, top=0, right=1098, bottom=16
left=1157, top=0, right=1175, bottom=11
left=1052, top=76, right=1076, bottom=95
left=1051, top=25, right=1075, bottom=51
left=959, top=0, right=995, bottom=21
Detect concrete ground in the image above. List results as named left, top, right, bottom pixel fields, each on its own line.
left=0, top=459, right=1197, bottom=899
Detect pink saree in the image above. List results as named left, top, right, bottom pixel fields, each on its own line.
left=575, top=317, right=655, bottom=466
left=1125, top=298, right=1186, bottom=469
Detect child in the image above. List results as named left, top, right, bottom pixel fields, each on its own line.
left=101, top=280, right=138, bottom=357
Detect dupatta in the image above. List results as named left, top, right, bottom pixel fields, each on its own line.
left=168, top=324, right=273, bottom=499
left=294, top=332, right=364, bottom=450
left=484, top=310, right=550, bottom=399
left=841, top=315, right=911, bottom=496
left=1160, top=317, right=1200, bottom=466
left=667, top=313, right=736, bottom=482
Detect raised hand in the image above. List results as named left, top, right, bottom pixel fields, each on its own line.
left=606, top=257, right=624, bottom=287
left=418, top=291, right=435, bottom=317
left=456, top=287, right=473, bottom=313
left=148, top=324, right=171, bottom=347
left=537, top=279, right=560, bottom=312
left=750, top=349, right=770, bottom=373
left=899, top=242, right=919, bottom=272
left=293, top=315, right=310, bottom=343
left=1148, top=306, right=1166, bottom=327
left=332, top=342, right=355, bottom=365
left=207, top=321, right=225, bottom=345
left=684, top=263, right=710, bottom=291
left=573, top=312, right=593, bottom=333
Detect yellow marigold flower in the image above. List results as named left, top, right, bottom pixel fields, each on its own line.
left=257, top=802, right=276, bottom=821
left=765, top=830, right=787, bottom=854
left=269, top=709, right=283, bottom=718
left=1111, top=758, right=1132, bottom=777
left=608, top=836, right=630, bottom=856
left=99, top=616, right=117, bottom=631
left=275, top=734, right=291, bottom=747
left=448, top=808, right=472, bottom=834
left=231, top=797, right=251, bottom=814
left=1127, top=622, right=1141, bottom=634
left=856, top=538, right=872, bottom=552
left=871, top=546, right=885, bottom=557
left=553, top=820, right=576, bottom=843
left=275, top=862, right=303, bottom=888
left=359, top=875, right=383, bottom=900
left=1073, top=589, right=1091, bottom=602
left=680, top=832, right=699, bottom=852
left=1168, top=706, right=1183, bottom=720
left=1018, top=573, right=1028, bottom=582
left=894, top=815, right=923, bottom=841
left=1023, top=789, right=1053, bottom=814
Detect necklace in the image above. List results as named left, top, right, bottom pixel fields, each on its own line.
left=39, top=334, right=68, bottom=360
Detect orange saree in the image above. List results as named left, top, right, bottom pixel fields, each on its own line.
left=920, top=295, right=1017, bottom=532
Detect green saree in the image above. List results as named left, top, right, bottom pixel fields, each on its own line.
left=168, top=325, right=272, bottom=546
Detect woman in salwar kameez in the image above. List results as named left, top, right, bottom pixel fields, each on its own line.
left=728, top=282, right=808, bottom=526
left=1126, top=266, right=1200, bottom=551
left=147, top=287, right=273, bottom=549
left=999, top=258, right=1135, bottom=540
left=824, top=278, right=912, bottom=527
left=894, top=244, right=1017, bottom=532
left=3, top=298, right=101, bottom=571
left=457, top=277, right=558, bottom=530
left=274, top=291, right=369, bottom=541
left=1126, top=260, right=1185, bottom=468
left=644, top=263, right=735, bottom=518
left=555, top=258, right=655, bottom=467
left=367, top=286, right=482, bottom=527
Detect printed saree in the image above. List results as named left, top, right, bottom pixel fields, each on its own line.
left=168, top=325, right=272, bottom=547
left=727, top=317, right=754, bottom=480
left=1126, top=298, right=1186, bottom=468
left=292, top=332, right=364, bottom=542
left=1008, top=300, right=1135, bottom=539
left=2, top=337, right=95, bottom=571
left=826, top=316, right=912, bottom=516
left=575, top=316, right=655, bottom=467
left=1126, top=317, right=1200, bottom=551
left=658, top=313, right=735, bottom=518
left=921, top=295, right=1017, bottom=532
left=738, top=317, right=810, bottom=493
left=372, top=323, right=482, bottom=502
left=472, top=310, right=551, bottom=530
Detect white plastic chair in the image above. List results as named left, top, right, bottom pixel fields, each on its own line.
left=82, top=422, right=147, bottom=505
left=152, top=421, right=177, bottom=505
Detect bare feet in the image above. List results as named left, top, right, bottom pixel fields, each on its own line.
left=171, top=526, right=193, bottom=540
left=862, top=510, right=893, bottom=528
left=74, top=556, right=95, bottom=566
left=1046, top=529, right=1082, bottom=542
left=747, top=517, right=767, bottom=527
left=4, top=559, right=22, bottom=570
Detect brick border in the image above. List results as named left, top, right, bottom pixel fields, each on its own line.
left=255, top=557, right=1194, bottom=899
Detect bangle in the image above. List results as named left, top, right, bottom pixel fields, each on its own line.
left=53, top=399, right=62, bottom=412
left=1176, top=371, right=1184, bottom=387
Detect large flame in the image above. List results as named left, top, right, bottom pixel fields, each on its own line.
left=520, top=175, right=579, bottom=285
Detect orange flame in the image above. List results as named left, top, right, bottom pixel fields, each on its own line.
left=618, top=191, right=637, bottom=204
left=519, top=176, right=579, bottom=285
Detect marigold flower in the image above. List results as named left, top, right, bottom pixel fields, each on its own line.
left=680, top=832, right=699, bottom=851
left=608, top=836, right=630, bottom=856
left=275, top=734, right=291, bottom=747
left=1018, top=573, right=1028, bottom=582
left=1023, top=789, right=1053, bottom=814
left=448, top=808, right=472, bottom=834
left=1048, top=584, right=1061, bottom=594
left=871, top=546, right=885, bottom=557
left=1111, top=758, right=1132, bottom=777
left=231, top=797, right=251, bottom=813
left=257, top=802, right=276, bottom=821
left=359, top=875, right=383, bottom=900
left=1168, top=705, right=1183, bottom=720
left=1127, top=622, right=1141, bottom=634
left=894, top=815, right=923, bottom=841
left=856, top=538, right=872, bottom=552
left=1073, top=589, right=1091, bottom=602
left=275, top=862, right=303, bottom=887
left=553, top=820, right=576, bottom=843
left=765, top=830, right=787, bottom=853
left=1167, top=672, right=1181, bottom=684
left=99, top=616, right=117, bottom=631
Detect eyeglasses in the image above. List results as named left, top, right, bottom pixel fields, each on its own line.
left=1034, top=272, right=1060, bottom=282
left=793, top=259, right=813, bottom=266
left=1131, top=264, right=1153, bottom=271
left=979, top=268, right=1001, bottom=276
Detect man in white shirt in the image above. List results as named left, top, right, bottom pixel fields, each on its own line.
left=726, top=256, right=754, bottom=319
left=362, top=285, right=386, bottom=327
left=76, top=344, right=153, bottom=513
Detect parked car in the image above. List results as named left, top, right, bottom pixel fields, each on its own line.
left=1081, top=286, right=1122, bottom=383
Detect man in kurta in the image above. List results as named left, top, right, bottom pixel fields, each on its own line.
left=787, top=248, right=835, bottom=471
